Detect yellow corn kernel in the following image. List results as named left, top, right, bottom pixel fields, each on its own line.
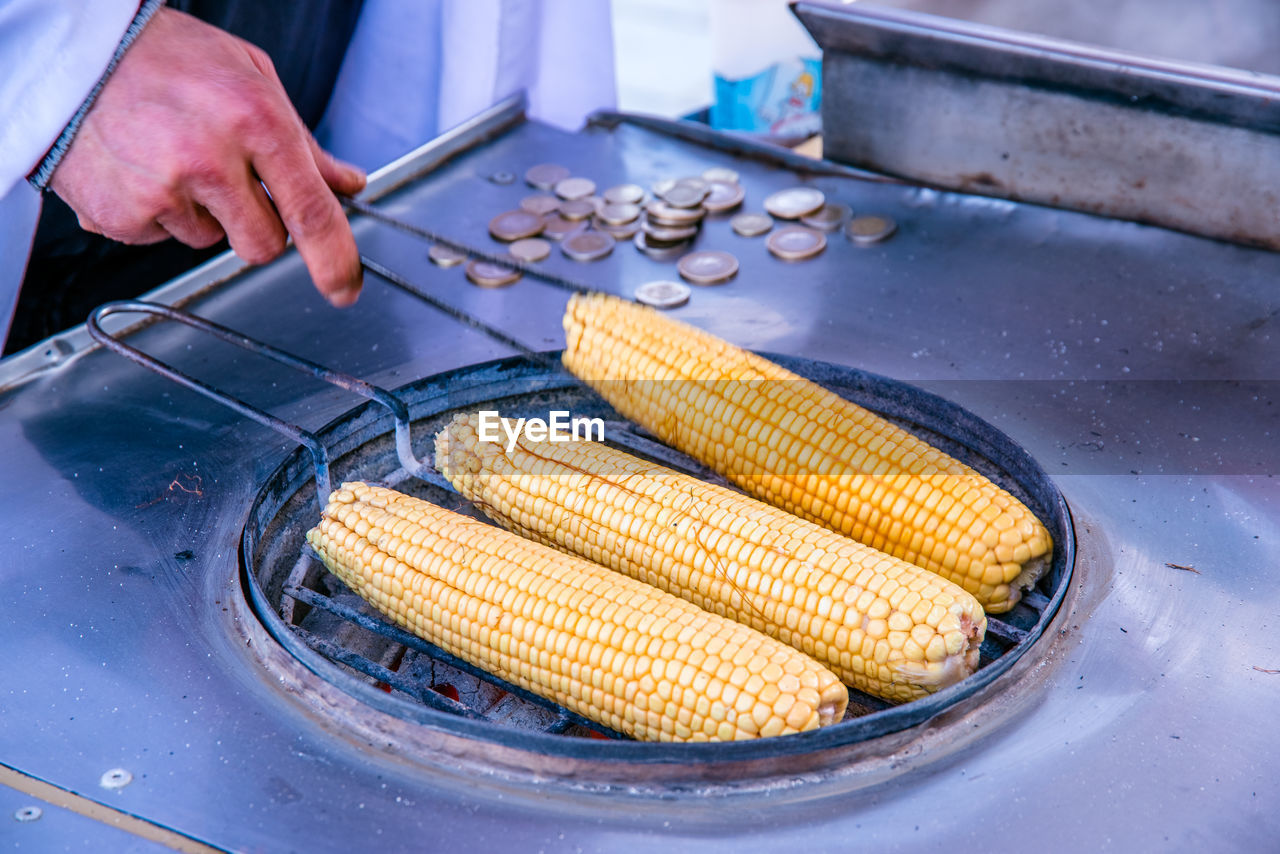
left=561, top=292, right=1053, bottom=613
left=307, top=482, right=847, bottom=742
left=437, top=414, right=987, bottom=702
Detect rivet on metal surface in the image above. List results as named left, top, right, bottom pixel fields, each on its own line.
left=41, top=338, right=74, bottom=365
left=13, top=806, right=42, bottom=822
left=100, top=768, right=133, bottom=790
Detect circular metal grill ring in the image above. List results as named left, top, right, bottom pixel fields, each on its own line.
left=239, top=353, right=1074, bottom=786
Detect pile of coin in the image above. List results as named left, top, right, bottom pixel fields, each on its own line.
left=592, top=183, right=644, bottom=241
left=632, top=168, right=743, bottom=260
left=420, top=160, right=905, bottom=296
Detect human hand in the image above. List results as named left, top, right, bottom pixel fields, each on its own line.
left=48, top=7, right=365, bottom=306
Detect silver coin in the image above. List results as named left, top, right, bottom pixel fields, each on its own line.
left=801, top=202, right=852, bottom=232
left=633, top=231, right=691, bottom=260
left=766, top=225, right=827, bottom=261
left=558, top=198, right=597, bottom=221
left=520, top=194, right=561, bottom=216
left=554, top=176, right=597, bottom=201
left=763, top=186, right=826, bottom=220
left=488, top=209, right=544, bottom=241
left=598, top=202, right=641, bottom=225
left=428, top=244, right=467, bottom=267
left=592, top=217, right=642, bottom=240
left=678, top=250, right=739, bottom=285
left=702, top=166, right=740, bottom=184
left=562, top=230, right=616, bottom=262
left=651, top=177, right=677, bottom=197
left=635, top=280, right=691, bottom=309
left=730, top=212, right=773, bottom=237
left=466, top=259, right=521, bottom=287
left=645, top=201, right=705, bottom=226
left=643, top=221, right=699, bottom=244
left=508, top=237, right=551, bottom=263
left=541, top=214, right=587, bottom=242
left=603, top=183, right=645, bottom=205
left=702, top=180, right=745, bottom=213
left=524, top=163, right=570, bottom=190
left=847, top=214, right=898, bottom=245
left=661, top=181, right=710, bottom=209
left=676, top=177, right=709, bottom=193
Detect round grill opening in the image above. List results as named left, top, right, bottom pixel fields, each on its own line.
left=240, top=354, right=1074, bottom=786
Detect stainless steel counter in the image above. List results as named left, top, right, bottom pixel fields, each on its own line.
left=2, top=98, right=1277, bottom=851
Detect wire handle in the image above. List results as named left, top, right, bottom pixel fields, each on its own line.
left=87, top=300, right=432, bottom=512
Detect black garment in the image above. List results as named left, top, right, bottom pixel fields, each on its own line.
left=5, top=0, right=363, bottom=355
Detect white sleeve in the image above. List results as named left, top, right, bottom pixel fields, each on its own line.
left=315, top=0, right=617, bottom=172
left=0, top=0, right=139, bottom=197
left=0, top=182, right=41, bottom=347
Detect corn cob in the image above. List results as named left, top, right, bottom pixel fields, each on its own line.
left=561, top=292, right=1053, bottom=613
left=437, top=413, right=986, bottom=702
left=306, top=482, right=848, bottom=742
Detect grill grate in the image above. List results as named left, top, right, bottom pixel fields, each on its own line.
left=282, top=579, right=623, bottom=738
left=274, top=415, right=1050, bottom=734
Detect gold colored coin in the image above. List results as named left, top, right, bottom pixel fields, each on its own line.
left=524, top=163, right=570, bottom=190
left=508, top=238, right=551, bottom=262
left=763, top=186, right=826, bottom=220
left=428, top=244, right=467, bottom=267
left=592, top=218, right=642, bottom=240
left=661, top=181, right=709, bottom=209
left=702, top=166, right=740, bottom=184
left=730, top=212, right=773, bottom=237
left=651, top=177, right=677, bottom=197
left=644, top=201, right=704, bottom=226
left=519, top=194, right=561, bottom=216
left=466, top=259, right=521, bottom=287
left=801, top=202, right=852, bottom=232
left=558, top=198, right=597, bottom=221
left=633, top=231, right=689, bottom=259
left=847, top=214, right=898, bottom=244
left=542, top=215, right=587, bottom=241
left=554, top=176, right=597, bottom=201
left=561, top=231, right=616, bottom=262
left=488, top=209, right=544, bottom=241
left=702, top=180, right=745, bottom=213
left=599, top=202, right=641, bottom=225
left=678, top=250, right=739, bottom=285
left=643, top=221, right=699, bottom=244
left=603, top=183, right=645, bottom=205
left=766, top=225, right=827, bottom=260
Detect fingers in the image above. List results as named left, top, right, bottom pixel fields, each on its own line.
left=47, top=12, right=364, bottom=307
left=156, top=201, right=226, bottom=249
left=76, top=209, right=169, bottom=245
left=250, top=127, right=362, bottom=307
left=196, top=168, right=287, bottom=265
left=308, top=135, right=366, bottom=198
